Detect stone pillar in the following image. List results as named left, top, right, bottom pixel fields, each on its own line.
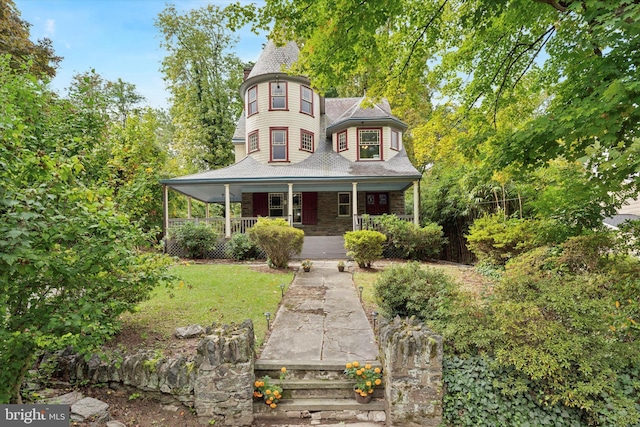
left=378, top=317, right=443, bottom=427
left=194, top=320, right=255, bottom=426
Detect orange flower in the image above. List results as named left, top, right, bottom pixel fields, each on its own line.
left=374, top=367, right=381, bottom=374
left=281, top=367, right=287, bottom=374
left=368, top=389, right=374, bottom=394
left=356, top=369, right=363, bottom=376
left=346, top=362, right=352, bottom=369
left=270, top=403, right=277, bottom=409
left=254, top=381, right=261, bottom=387
left=375, top=379, right=382, bottom=385
left=365, top=363, right=372, bottom=369
left=366, top=381, right=372, bottom=387
left=360, top=391, right=367, bottom=397
left=265, top=389, right=272, bottom=395
left=266, top=399, right=272, bottom=405
left=353, top=361, right=360, bottom=368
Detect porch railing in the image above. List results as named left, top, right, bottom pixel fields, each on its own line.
left=355, top=214, right=414, bottom=231
left=167, top=217, right=291, bottom=236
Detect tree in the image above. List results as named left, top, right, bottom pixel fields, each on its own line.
left=0, top=0, right=61, bottom=77
left=0, top=57, right=174, bottom=403
left=105, top=78, right=145, bottom=126
left=156, top=4, right=245, bottom=172
left=260, top=0, right=640, bottom=196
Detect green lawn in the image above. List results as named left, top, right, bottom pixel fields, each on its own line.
left=119, top=263, right=294, bottom=348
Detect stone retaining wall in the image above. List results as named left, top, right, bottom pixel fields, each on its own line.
left=378, top=316, right=444, bottom=427
left=53, top=320, right=255, bottom=426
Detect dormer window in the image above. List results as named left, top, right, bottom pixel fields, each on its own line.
left=337, top=130, right=348, bottom=152
left=301, top=86, right=313, bottom=116
left=391, top=130, right=400, bottom=151
left=270, top=81, right=287, bottom=110
left=358, top=128, right=382, bottom=160
left=248, top=85, right=258, bottom=116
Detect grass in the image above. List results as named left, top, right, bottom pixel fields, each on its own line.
left=119, top=263, right=294, bottom=347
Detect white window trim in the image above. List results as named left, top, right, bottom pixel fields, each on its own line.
left=338, top=192, right=351, bottom=217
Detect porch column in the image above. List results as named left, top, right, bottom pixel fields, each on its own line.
left=162, top=185, right=169, bottom=244
left=352, top=182, right=358, bottom=231
left=187, top=196, right=192, bottom=219
left=205, top=203, right=210, bottom=219
left=287, top=183, right=294, bottom=225
left=413, top=180, right=420, bottom=226
left=224, top=184, right=231, bottom=238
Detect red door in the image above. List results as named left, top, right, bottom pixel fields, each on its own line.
left=253, top=193, right=268, bottom=217
left=302, top=192, right=318, bottom=225
left=365, top=192, right=389, bottom=215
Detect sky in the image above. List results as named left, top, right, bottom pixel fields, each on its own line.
left=14, top=0, right=268, bottom=110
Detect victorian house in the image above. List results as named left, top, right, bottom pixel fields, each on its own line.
left=161, top=41, right=422, bottom=239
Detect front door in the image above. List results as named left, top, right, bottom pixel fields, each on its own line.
left=365, top=192, right=389, bottom=215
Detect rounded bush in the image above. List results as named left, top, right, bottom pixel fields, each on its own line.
left=373, top=261, right=456, bottom=321
left=344, top=229, right=386, bottom=268
left=225, top=233, right=262, bottom=261
left=171, top=222, right=218, bottom=259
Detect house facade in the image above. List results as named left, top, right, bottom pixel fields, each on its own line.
left=161, top=41, right=422, bottom=238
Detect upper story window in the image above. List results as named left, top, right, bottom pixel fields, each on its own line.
left=270, top=81, right=287, bottom=110
left=248, top=85, right=258, bottom=116
left=337, top=130, right=348, bottom=152
left=300, top=86, right=313, bottom=116
left=300, top=130, right=314, bottom=152
left=391, top=129, right=400, bottom=151
left=270, top=127, right=288, bottom=162
left=358, top=128, right=382, bottom=160
left=248, top=130, right=259, bottom=153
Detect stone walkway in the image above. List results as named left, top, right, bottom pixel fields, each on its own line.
left=258, top=260, right=378, bottom=363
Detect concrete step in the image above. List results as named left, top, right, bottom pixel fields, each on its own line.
left=255, top=360, right=382, bottom=381
left=253, top=398, right=385, bottom=424
left=281, top=379, right=384, bottom=399
left=254, top=361, right=386, bottom=424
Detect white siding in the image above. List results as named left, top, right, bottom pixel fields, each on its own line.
left=244, top=80, right=321, bottom=164
left=619, top=196, right=640, bottom=216
left=334, top=126, right=403, bottom=162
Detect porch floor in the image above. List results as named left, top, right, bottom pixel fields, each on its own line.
left=295, top=236, right=347, bottom=260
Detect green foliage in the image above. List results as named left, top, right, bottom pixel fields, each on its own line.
left=466, top=213, right=560, bottom=265
left=370, top=214, right=445, bottom=260
left=171, top=222, right=219, bottom=259
left=0, top=58, right=175, bottom=403
left=373, top=262, right=456, bottom=322
left=156, top=3, right=245, bottom=171
left=486, top=236, right=640, bottom=425
left=443, top=355, right=588, bottom=427
left=247, top=218, right=304, bottom=269
left=344, top=230, right=386, bottom=268
left=225, top=233, right=262, bottom=261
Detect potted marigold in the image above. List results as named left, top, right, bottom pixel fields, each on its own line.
left=301, top=259, right=313, bottom=272
left=254, top=367, right=287, bottom=409
left=344, top=361, right=382, bottom=404
left=337, top=260, right=346, bottom=272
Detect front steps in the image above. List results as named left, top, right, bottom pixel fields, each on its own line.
left=253, top=360, right=386, bottom=424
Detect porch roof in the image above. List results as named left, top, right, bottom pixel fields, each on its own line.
left=160, top=138, right=421, bottom=203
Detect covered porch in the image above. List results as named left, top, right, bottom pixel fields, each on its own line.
left=161, top=178, right=420, bottom=239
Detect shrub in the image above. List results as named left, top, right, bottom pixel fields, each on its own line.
left=171, top=222, right=218, bottom=259
left=344, top=230, right=386, bottom=268
left=226, top=233, right=262, bottom=261
left=466, top=212, right=546, bottom=265
left=372, top=214, right=445, bottom=260
left=373, top=262, right=456, bottom=322
left=485, top=235, right=640, bottom=425
left=247, top=218, right=304, bottom=268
